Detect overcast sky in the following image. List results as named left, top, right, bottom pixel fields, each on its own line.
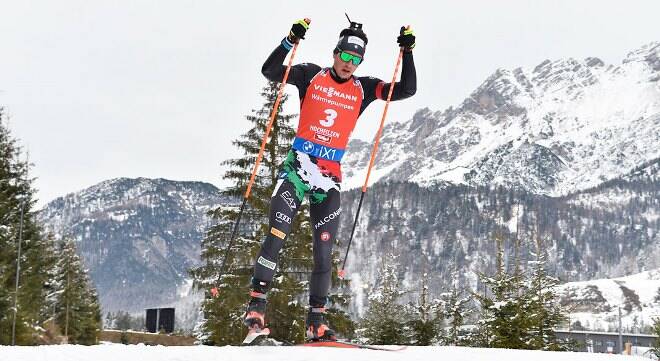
left=1, top=0, right=658, bottom=207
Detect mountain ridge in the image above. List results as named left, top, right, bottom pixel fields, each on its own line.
left=342, top=42, right=660, bottom=197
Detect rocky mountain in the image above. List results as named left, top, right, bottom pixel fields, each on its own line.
left=342, top=42, right=660, bottom=196
left=38, top=178, right=229, bottom=326
left=337, top=160, right=658, bottom=319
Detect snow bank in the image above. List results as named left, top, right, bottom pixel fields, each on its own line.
left=0, top=344, right=649, bottom=361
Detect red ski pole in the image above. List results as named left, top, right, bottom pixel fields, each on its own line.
left=212, top=19, right=311, bottom=297
left=339, top=43, right=406, bottom=279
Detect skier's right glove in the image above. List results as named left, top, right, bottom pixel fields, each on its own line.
left=287, top=19, right=311, bottom=43
left=397, top=26, right=416, bottom=51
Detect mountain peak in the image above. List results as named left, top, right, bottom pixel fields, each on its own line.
left=623, top=42, right=660, bottom=72
left=343, top=42, right=660, bottom=195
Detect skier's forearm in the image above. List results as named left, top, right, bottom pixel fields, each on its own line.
left=382, top=52, right=417, bottom=100
left=261, top=40, right=291, bottom=82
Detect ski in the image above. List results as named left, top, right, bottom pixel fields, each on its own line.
left=243, top=335, right=405, bottom=351
left=300, top=340, right=407, bottom=351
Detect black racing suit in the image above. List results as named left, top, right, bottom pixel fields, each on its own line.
left=251, top=38, right=417, bottom=307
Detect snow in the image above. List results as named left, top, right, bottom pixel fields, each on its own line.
left=0, top=344, right=650, bottom=361
left=559, top=269, right=660, bottom=331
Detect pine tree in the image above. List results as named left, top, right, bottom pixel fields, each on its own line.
left=360, top=253, right=410, bottom=345
left=407, top=271, right=442, bottom=345
left=441, top=277, right=472, bottom=346
left=190, top=82, right=352, bottom=345
left=649, top=318, right=660, bottom=359
left=526, top=236, right=566, bottom=350
left=0, top=108, right=58, bottom=345
left=473, top=234, right=532, bottom=349
left=473, top=230, right=567, bottom=350
left=53, top=238, right=102, bottom=345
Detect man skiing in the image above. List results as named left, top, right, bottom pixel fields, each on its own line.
left=244, top=18, right=417, bottom=342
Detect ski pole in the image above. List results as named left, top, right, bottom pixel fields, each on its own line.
left=339, top=44, right=405, bottom=279
left=212, top=19, right=310, bottom=297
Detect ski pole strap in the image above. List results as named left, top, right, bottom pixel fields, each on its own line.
left=281, top=37, right=295, bottom=51
left=292, top=137, right=345, bottom=162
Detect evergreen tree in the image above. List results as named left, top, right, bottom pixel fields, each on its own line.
left=53, top=238, right=102, bottom=345
left=526, top=236, right=567, bottom=350
left=360, top=253, right=410, bottom=345
left=190, top=81, right=298, bottom=344
left=473, top=234, right=532, bottom=349
left=190, top=82, right=352, bottom=345
left=407, top=272, right=442, bottom=345
left=0, top=108, right=57, bottom=345
left=473, top=232, right=567, bottom=350
left=441, top=278, right=472, bottom=346
left=649, top=317, right=660, bottom=359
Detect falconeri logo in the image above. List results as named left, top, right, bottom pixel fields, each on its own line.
left=314, top=208, right=341, bottom=229
left=313, top=85, right=358, bottom=102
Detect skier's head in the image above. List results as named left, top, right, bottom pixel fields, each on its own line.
left=332, top=21, right=368, bottom=79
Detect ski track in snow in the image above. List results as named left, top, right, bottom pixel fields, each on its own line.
left=0, top=344, right=650, bottom=361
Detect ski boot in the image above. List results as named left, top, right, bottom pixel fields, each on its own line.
left=243, top=291, right=270, bottom=345
left=306, top=307, right=337, bottom=342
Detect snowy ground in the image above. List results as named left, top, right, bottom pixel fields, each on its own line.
left=0, top=344, right=651, bottom=361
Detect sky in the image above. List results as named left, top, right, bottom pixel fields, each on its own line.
left=0, top=0, right=658, bottom=207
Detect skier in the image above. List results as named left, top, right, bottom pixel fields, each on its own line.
left=244, top=18, right=417, bottom=342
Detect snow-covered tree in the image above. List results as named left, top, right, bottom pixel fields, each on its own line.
left=649, top=318, right=660, bottom=359
left=473, top=234, right=533, bottom=349
left=407, top=272, right=442, bottom=345
left=360, top=253, right=410, bottom=345
left=525, top=236, right=566, bottom=350
left=441, top=281, right=473, bottom=346
left=473, top=232, right=567, bottom=350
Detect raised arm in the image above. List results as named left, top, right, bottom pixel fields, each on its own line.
left=377, top=26, right=417, bottom=100
left=261, top=19, right=316, bottom=89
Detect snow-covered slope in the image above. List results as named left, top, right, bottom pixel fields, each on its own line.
left=559, top=269, right=660, bottom=332
left=0, top=344, right=651, bottom=361
left=342, top=42, right=660, bottom=196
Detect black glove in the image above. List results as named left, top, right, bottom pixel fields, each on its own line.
left=288, top=19, right=310, bottom=43
left=397, top=26, right=416, bottom=51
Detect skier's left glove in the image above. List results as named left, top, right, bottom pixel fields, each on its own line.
left=397, top=26, right=416, bottom=51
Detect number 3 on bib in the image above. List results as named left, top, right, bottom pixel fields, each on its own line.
left=319, top=109, right=337, bottom=127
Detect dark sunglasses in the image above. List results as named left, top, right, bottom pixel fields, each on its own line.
left=338, top=50, right=363, bottom=65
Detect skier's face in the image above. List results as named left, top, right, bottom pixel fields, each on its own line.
left=332, top=50, right=360, bottom=79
